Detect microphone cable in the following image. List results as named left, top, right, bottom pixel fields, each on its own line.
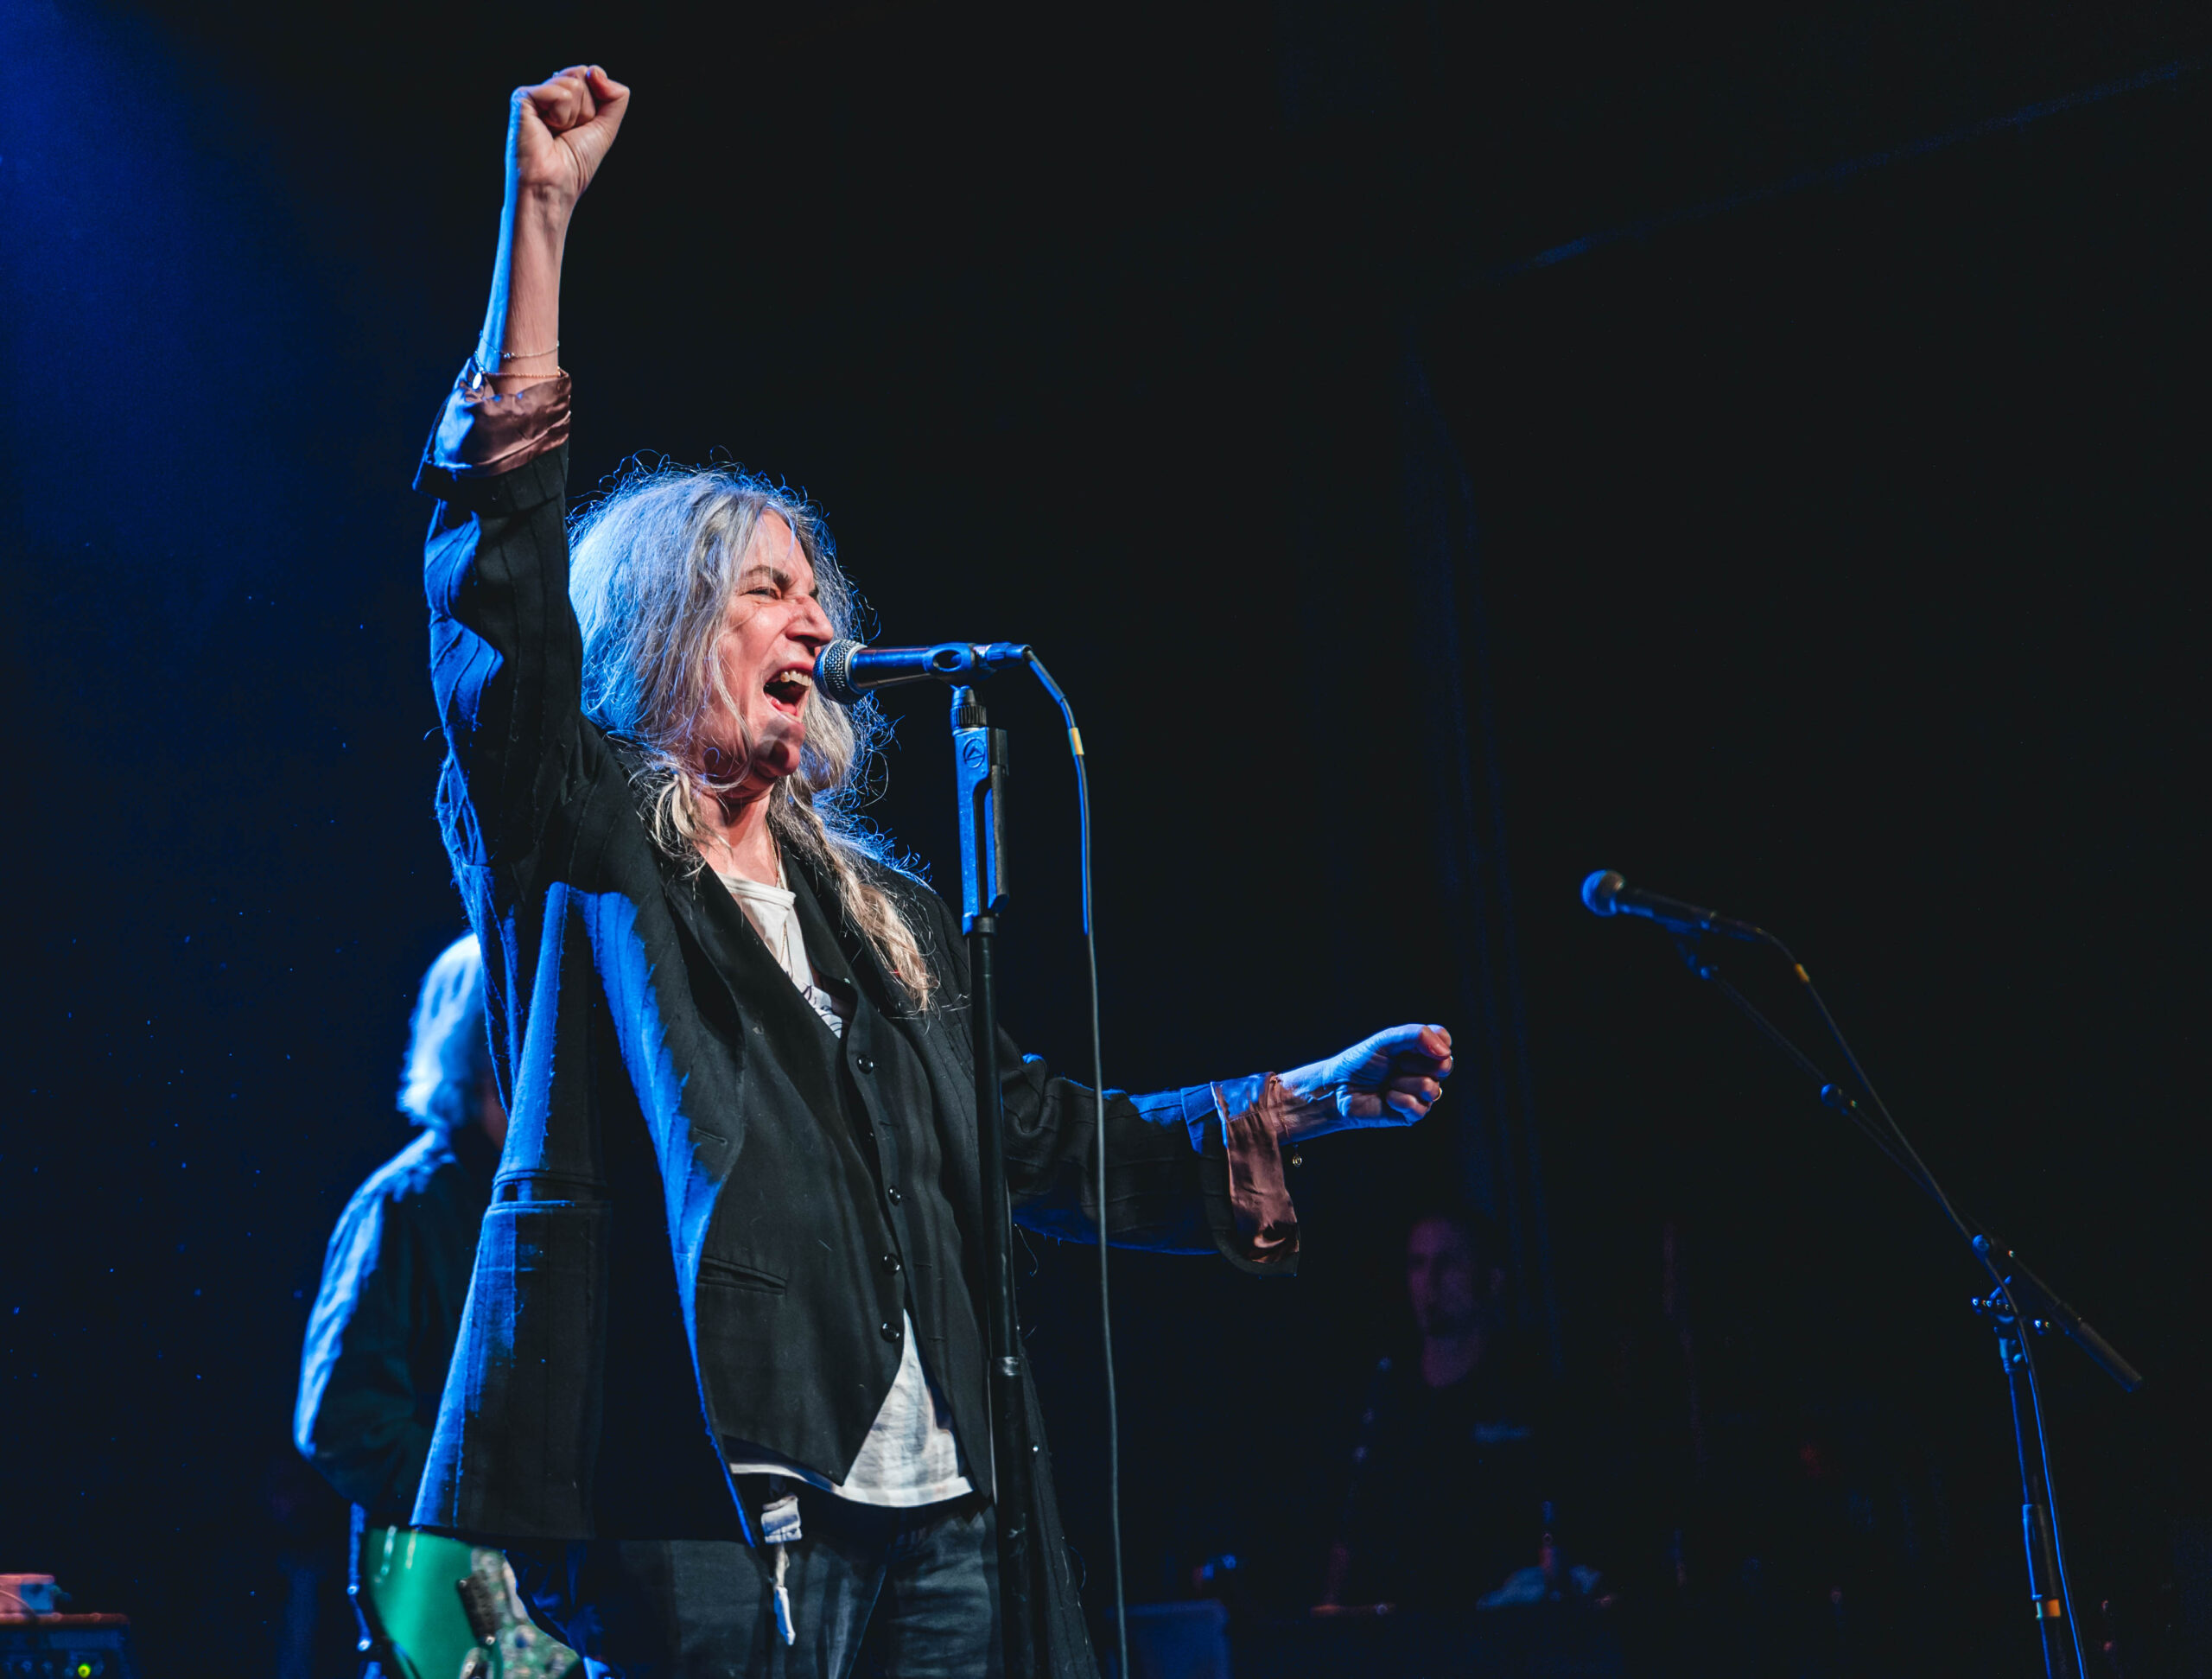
left=1025, top=652, right=1129, bottom=1679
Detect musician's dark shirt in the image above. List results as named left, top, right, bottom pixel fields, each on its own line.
left=295, top=1123, right=498, bottom=1523
left=1337, top=1345, right=1551, bottom=1612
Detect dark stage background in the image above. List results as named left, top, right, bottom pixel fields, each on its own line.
left=2, top=1, right=2204, bottom=1674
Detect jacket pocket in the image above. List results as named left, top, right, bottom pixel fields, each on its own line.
left=698, top=1256, right=788, bottom=1294
left=416, top=1198, right=611, bottom=1537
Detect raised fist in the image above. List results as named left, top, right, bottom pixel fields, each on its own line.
left=508, top=65, right=630, bottom=208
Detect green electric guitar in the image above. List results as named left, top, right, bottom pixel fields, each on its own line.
left=353, top=1527, right=579, bottom=1679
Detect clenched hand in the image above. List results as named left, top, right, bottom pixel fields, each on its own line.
left=508, top=65, right=630, bottom=213
left=1275, top=1024, right=1454, bottom=1142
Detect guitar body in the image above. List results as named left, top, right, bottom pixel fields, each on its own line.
left=353, top=1526, right=578, bottom=1679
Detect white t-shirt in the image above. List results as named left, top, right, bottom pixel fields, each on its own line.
left=715, top=868, right=974, bottom=1509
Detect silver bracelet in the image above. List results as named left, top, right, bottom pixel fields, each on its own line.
left=500, top=342, right=559, bottom=360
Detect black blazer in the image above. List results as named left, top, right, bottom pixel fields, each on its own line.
left=407, top=436, right=1274, bottom=1669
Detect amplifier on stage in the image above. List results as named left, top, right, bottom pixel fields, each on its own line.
left=0, top=1575, right=140, bottom=1679
left=0, top=1617, right=137, bottom=1679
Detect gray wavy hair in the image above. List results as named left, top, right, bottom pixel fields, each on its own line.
left=399, top=933, right=490, bottom=1129
left=568, top=464, right=935, bottom=1005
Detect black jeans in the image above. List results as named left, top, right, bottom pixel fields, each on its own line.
left=512, top=1487, right=1001, bottom=1679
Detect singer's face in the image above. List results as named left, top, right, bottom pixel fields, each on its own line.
left=696, top=513, right=836, bottom=796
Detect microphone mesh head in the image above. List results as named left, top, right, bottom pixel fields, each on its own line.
left=1582, top=869, right=1625, bottom=916
left=816, top=639, right=863, bottom=706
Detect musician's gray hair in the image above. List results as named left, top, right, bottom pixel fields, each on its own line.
left=398, top=933, right=490, bottom=1129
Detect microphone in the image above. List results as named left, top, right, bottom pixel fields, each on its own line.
left=814, top=639, right=1033, bottom=706
left=1580, top=869, right=1770, bottom=944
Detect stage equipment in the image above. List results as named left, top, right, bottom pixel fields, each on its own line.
left=0, top=1617, right=138, bottom=1679
left=353, top=1526, right=576, bottom=1679
left=1584, top=868, right=2140, bottom=1679
left=1579, top=868, right=1768, bottom=944
left=813, top=639, right=1033, bottom=705
left=875, top=646, right=1122, bottom=1679
left=950, top=674, right=1038, bottom=1679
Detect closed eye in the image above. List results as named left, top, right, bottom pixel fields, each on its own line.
left=736, top=558, right=821, bottom=605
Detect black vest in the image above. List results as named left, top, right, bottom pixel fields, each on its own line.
left=690, top=865, right=990, bottom=1488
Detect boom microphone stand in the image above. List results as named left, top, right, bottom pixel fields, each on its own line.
left=1597, top=887, right=2139, bottom=1679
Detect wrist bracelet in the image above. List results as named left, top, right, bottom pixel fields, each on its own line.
left=463, top=346, right=561, bottom=393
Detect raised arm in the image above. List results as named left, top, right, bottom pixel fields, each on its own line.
left=473, top=66, right=627, bottom=391
left=420, top=68, right=628, bottom=870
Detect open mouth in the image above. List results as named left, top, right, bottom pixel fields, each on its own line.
left=764, top=667, right=813, bottom=713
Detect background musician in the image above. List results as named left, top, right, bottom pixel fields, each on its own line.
left=295, top=934, right=575, bottom=1678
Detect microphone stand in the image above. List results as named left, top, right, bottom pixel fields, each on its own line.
left=1664, top=937, right=2139, bottom=1679
left=951, top=684, right=1039, bottom=1678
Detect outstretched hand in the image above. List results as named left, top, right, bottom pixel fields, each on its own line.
left=1277, top=1024, right=1454, bottom=1142
left=508, top=65, right=630, bottom=209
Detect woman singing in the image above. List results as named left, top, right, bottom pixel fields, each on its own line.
left=413, top=63, right=1453, bottom=1679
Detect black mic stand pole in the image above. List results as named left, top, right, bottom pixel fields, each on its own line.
left=1973, top=1274, right=2075, bottom=1678
left=952, top=684, right=1039, bottom=1678
left=1667, top=938, right=2140, bottom=1679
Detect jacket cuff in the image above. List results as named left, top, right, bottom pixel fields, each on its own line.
left=1174, top=1078, right=1298, bottom=1275
left=1220, top=1076, right=1300, bottom=1269
left=412, top=366, right=572, bottom=512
